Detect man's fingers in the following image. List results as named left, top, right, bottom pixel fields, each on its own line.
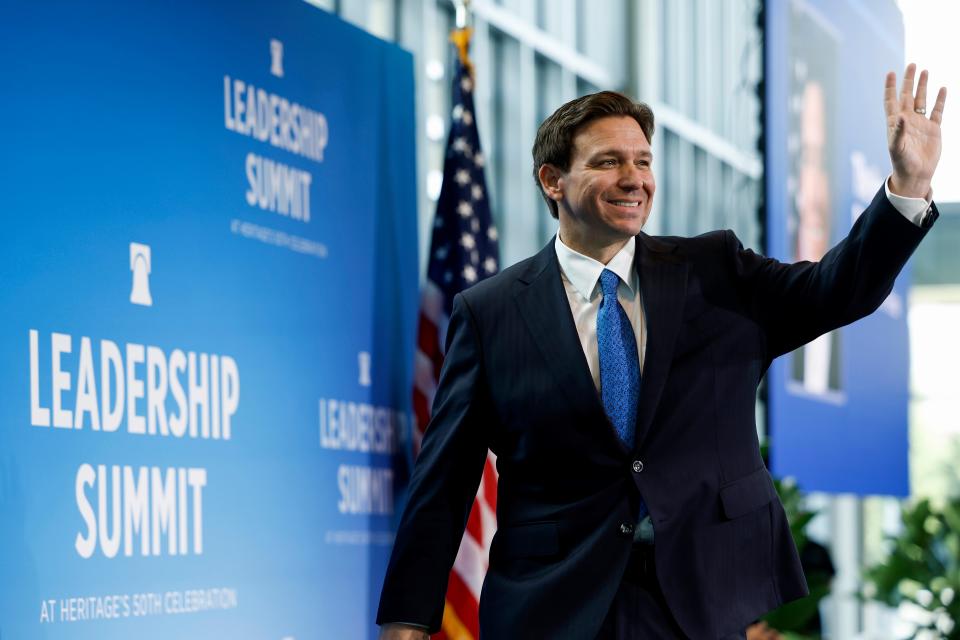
left=915, top=69, right=929, bottom=113
left=900, top=63, right=917, bottom=110
left=884, top=71, right=899, bottom=117
left=931, top=86, right=947, bottom=125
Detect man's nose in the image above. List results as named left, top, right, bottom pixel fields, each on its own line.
left=617, top=165, right=644, bottom=190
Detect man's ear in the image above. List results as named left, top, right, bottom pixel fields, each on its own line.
left=538, top=164, right=564, bottom=202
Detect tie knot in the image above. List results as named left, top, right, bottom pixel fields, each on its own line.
left=599, top=269, right=620, bottom=298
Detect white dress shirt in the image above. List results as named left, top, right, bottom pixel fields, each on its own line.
left=555, top=235, right=647, bottom=392
left=884, top=178, right=935, bottom=226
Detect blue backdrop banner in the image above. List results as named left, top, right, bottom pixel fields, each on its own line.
left=765, top=0, right=909, bottom=496
left=0, top=1, right=418, bottom=638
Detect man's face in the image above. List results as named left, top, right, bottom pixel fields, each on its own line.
left=551, top=115, right=656, bottom=244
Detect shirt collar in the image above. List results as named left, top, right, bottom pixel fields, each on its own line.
left=554, top=235, right=637, bottom=301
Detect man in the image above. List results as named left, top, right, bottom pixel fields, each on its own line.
left=377, top=65, right=946, bottom=639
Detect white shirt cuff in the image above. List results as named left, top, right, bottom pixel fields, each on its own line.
left=884, top=175, right=933, bottom=227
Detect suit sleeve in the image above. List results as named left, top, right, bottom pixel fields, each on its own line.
left=376, top=293, right=491, bottom=632
left=727, top=185, right=934, bottom=361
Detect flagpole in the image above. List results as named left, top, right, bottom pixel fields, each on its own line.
left=451, top=0, right=471, bottom=29
left=449, top=0, right=474, bottom=75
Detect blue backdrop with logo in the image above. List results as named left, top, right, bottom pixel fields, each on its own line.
left=765, top=0, right=909, bottom=496
left=0, top=1, right=418, bottom=638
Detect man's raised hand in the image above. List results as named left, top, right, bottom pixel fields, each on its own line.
left=885, top=63, right=947, bottom=199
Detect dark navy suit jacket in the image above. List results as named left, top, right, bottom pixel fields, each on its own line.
left=377, top=186, right=933, bottom=639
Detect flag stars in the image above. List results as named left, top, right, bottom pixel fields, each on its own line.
left=427, top=63, right=497, bottom=295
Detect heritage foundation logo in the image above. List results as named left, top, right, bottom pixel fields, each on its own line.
left=129, top=242, right=153, bottom=307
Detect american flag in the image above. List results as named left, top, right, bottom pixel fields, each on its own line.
left=412, top=28, right=499, bottom=640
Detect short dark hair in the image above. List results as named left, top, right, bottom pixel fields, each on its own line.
left=532, top=91, right=655, bottom=219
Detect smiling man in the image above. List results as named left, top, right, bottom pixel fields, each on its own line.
left=377, top=67, right=946, bottom=639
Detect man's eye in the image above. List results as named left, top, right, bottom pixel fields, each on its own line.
left=600, top=159, right=617, bottom=166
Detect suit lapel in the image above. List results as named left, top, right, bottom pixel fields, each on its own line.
left=514, top=241, right=609, bottom=429
left=634, top=233, right=688, bottom=449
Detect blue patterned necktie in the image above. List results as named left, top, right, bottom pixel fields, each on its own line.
left=597, top=269, right=640, bottom=450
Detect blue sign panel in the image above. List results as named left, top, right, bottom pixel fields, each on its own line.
left=0, top=1, right=418, bottom=638
left=765, top=0, right=909, bottom=495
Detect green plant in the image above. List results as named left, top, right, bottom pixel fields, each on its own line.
left=862, top=497, right=960, bottom=638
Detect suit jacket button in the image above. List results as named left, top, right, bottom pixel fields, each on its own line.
left=632, top=460, right=644, bottom=473
left=619, top=523, right=634, bottom=537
